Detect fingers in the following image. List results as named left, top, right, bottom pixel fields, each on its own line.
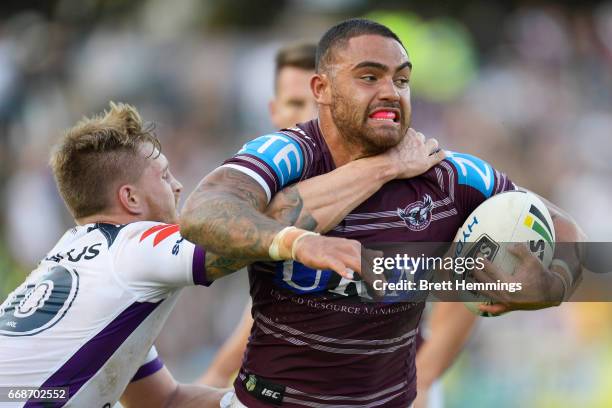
left=339, top=250, right=362, bottom=276
left=425, top=138, right=439, bottom=154
left=406, top=128, right=425, bottom=143
left=327, top=258, right=353, bottom=280
left=471, top=259, right=504, bottom=283
left=338, top=239, right=361, bottom=273
left=470, top=260, right=509, bottom=300
left=478, top=303, right=510, bottom=315
left=508, top=243, right=532, bottom=260
left=322, top=238, right=362, bottom=278
left=427, top=149, right=445, bottom=168
left=415, top=131, right=426, bottom=144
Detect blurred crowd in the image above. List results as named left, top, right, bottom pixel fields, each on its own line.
left=1, top=1, right=611, bottom=406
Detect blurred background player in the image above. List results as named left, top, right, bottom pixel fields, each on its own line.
left=181, top=19, right=584, bottom=407
left=198, top=42, right=478, bottom=408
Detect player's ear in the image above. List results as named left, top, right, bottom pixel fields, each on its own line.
left=268, top=99, right=279, bottom=128
left=311, top=73, right=331, bottom=105
left=118, top=184, right=143, bottom=216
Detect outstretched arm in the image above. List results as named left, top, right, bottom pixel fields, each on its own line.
left=183, top=129, right=442, bottom=280
left=183, top=167, right=361, bottom=280
left=198, top=161, right=393, bottom=281
left=121, top=366, right=228, bottom=408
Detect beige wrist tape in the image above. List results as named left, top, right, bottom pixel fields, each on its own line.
left=291, top=231, right=319, bottom=260
left=268, top=226, right=319, bottom=261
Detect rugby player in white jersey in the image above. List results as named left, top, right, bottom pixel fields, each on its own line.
left=0, top=102, right=382, bottom=408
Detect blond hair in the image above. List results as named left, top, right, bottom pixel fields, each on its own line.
left=50, top=102, right=161, bottom=218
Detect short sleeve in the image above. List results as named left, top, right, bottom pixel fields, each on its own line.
left=221, top=132, right=307, bottom=202
left=444, top=151, right=516, bottom=218
left=113, top=222, right=210, bottom=292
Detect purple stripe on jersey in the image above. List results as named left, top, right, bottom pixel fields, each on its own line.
left=131, top=357, right=164, bottom=382
left=26, top=301, right=162, bottom=408
left=192, top=246, right=211, bottom=286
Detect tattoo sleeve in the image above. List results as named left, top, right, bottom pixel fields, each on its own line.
left=181, top=167, right=321, bottom=266
left=181, top=167, right=283, bottom=260
left=183, top=157, right=395, bottom=281
left=204, top=253, right=249, bottom=282
left=192, top=171, right=320, bottom=281
left=264, top=185, right=318, bottom=231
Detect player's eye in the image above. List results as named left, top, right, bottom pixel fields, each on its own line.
left=361, top=75, right=377, bottom=83
left=394, top=78, right=409, bottom=88
left=287, top=100, right=305, bottom=108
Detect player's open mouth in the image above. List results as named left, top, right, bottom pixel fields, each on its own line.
left=368, top=109, right=400, bottom=123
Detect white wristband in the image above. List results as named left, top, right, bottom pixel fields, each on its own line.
left=291, top=231, right=320, bottom=260
left=268, top=226, right=297, bottom=260
left=268, top=227, right=319, bottom=261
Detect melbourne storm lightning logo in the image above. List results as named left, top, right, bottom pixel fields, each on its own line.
left=397, top=194, right=434, bottom=231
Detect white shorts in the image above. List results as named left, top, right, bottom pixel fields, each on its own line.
left=220, top=391, right=247, bottom=408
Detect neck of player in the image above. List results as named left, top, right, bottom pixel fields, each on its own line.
left=317, top=115, right=368, bottom=167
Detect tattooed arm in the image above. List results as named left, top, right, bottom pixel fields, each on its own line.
left=199, top=159, right=396, bottom=281
left=181, top=128, right=443, bottom=267
left=184, top=166, right=363, bottom=280
left=183, top=167, right=279, bottom=261
left=193, top=157, right=392, bottom=281
left=188, top=163, right=382, bottom=281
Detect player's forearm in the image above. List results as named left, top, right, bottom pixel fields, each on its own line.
left=266, top=156, right=396, bottom=233
left=415, top=304, right=476, bottom=389
left=538, top=192, right=586, bottom=295
left=199, top=308, right=253, bottom=387
left=183, top=157, right=394, bottom=263
left=549, top=209, right=586, bottom=298
left=180, top=168, right=285, bottom=260
left=199, top=342, right=245, bottom=387
left=165, top=384, right=229, bottom=408
left=529, top=192, right=586, bottom=299
left=122, top=367, right=226, bottom=408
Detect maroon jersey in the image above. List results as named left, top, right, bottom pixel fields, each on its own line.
left=222, top=119, right=515, bottom=407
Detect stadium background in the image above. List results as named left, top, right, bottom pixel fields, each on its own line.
left=1, top=0, right=611, bottom=406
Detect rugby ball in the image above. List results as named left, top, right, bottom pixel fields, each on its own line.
left=452, top=190, right=555, bottom=316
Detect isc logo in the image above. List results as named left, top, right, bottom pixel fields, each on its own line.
left=261, top=388, right=281, bottom=400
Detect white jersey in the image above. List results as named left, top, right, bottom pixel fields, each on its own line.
left=0, top=222, right=210, bottom=407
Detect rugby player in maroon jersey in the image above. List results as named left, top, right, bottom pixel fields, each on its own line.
left=181, top=19, right=585, bottom=408
left=199, top=42, right=478, bottom=408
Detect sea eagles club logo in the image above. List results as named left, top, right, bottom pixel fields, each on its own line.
left=397, top=194, right=434, bottom=231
